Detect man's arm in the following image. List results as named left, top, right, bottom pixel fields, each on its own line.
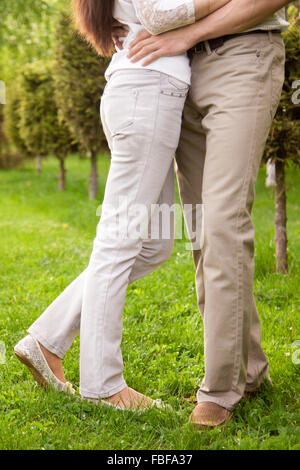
left=129, top=0, right=292, bottom=66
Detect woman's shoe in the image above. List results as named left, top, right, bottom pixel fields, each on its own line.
left=14, top=335, right=75, bottom=395
left=83, top=387, right=171, bottom=413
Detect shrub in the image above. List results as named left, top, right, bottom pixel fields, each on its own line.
left=0, top=103, right=23, bottom=169
left=18, top=62, right=75, bottom=189
left=4, top=85, right=33, bottom=157
left=53, top=11, right=109, bottom=199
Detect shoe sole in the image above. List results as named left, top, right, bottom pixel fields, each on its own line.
left=14, top=349, right=49, bottom=388
left=90, top=398, right=156, bottom=413
left=83, top=396, right=169, bottom=413
left=189, top=415, right=232, bottom=430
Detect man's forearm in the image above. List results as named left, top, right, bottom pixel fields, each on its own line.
left=188, top=0, right=291, bottom=43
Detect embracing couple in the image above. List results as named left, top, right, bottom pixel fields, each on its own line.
left=14, top=0, right=290, bottom=428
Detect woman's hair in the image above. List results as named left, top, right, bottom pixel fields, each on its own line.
left=73, top=0, right=114, bottom=56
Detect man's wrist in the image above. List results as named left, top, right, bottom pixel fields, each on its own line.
left=186, top=21, right=206, bottom=47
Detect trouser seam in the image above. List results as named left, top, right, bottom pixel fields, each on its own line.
left=231, top=60, right=265, bottom=393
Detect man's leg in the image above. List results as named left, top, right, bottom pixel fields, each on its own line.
left=176, top=32, right=285, bottom=412
left=175, top=100, right=206, bottom=316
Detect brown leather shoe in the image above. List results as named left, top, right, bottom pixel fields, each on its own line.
left=189, top=402, right=231, bottom=428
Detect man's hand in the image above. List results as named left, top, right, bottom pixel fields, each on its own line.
left=112, top=20, right=128, bottom=50
left=128, top=26, right=195, bottom=66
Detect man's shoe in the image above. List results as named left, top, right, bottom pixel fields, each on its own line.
left=189, top=402, right=231, bottom=428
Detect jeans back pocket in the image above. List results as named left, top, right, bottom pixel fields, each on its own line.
left=161, top=75, right=189, bottom=98
left=101, top=89, right=139, bottom=137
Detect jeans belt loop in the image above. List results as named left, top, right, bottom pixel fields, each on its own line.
left=268, top=30, right=274, bottom=43
left=204, top=40, right=212, bottom=55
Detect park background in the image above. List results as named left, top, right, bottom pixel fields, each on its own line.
left=0, top=0, right=299, bottom=450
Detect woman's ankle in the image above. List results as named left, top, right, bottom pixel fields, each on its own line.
left=38, top=342, right=66, bottom=383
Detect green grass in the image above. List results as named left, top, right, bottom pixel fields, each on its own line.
left=0, top=155, right=299, bottom=450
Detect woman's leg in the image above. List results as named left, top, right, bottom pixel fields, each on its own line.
left=79, top=71, right=187, bottom=399
left=27, top=71, right=187, bottom=396
left=27, top=166, right=174, bottom=359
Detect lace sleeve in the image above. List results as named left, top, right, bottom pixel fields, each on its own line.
left=132, top=0, right=195, bottom=36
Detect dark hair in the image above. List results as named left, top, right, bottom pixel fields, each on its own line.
left=73, top=0, right=114, bottom=56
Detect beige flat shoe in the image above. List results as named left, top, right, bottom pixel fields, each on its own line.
left=14, top=335, right=75, bottom=395
left=189, top=402, right=231, bottom=428
left=83, top=387, right=171, bottom=413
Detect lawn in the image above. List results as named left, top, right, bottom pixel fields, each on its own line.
left=0, top=155, right=299, bottom=450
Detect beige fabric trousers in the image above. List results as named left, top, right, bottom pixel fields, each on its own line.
left=27, top=32, right=285, bottom=409
left=176, top=31, right=285, bottom=409
left=28, top=70, right=188, bottom=398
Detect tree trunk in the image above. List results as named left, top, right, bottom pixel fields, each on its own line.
left=58, top=157, right=66, bottom=191
left=36, top=154, right=42, bottom=175
left=274, top=159, right=288, bottom=274
left=89, top=150, right=98, bottom=200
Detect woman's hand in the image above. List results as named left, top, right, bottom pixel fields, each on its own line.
left=128, top=25, right=196, bottom=66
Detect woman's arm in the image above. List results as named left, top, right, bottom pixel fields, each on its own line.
left=133, top=0, right=231, bottom=36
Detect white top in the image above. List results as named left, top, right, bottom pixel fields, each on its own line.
left=247, top=7, right=289, bottom=32
left=105, top=1, right=289, bottom=84
left=105, top=0, right=195, bottom=84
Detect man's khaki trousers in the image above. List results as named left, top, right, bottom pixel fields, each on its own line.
left=176, top=31, right=285, bottom=409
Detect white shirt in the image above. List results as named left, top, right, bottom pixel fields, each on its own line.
left=105, top=0, right=195, bottom=84
left=247, top=7, right=289, bottom=32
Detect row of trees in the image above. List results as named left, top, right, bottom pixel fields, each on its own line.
left=3, top=11, right=109, bottom=199
left=0, top=2, right=299, bottom=272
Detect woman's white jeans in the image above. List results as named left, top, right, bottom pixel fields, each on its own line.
left=28, top=70, right=188, bottom=398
